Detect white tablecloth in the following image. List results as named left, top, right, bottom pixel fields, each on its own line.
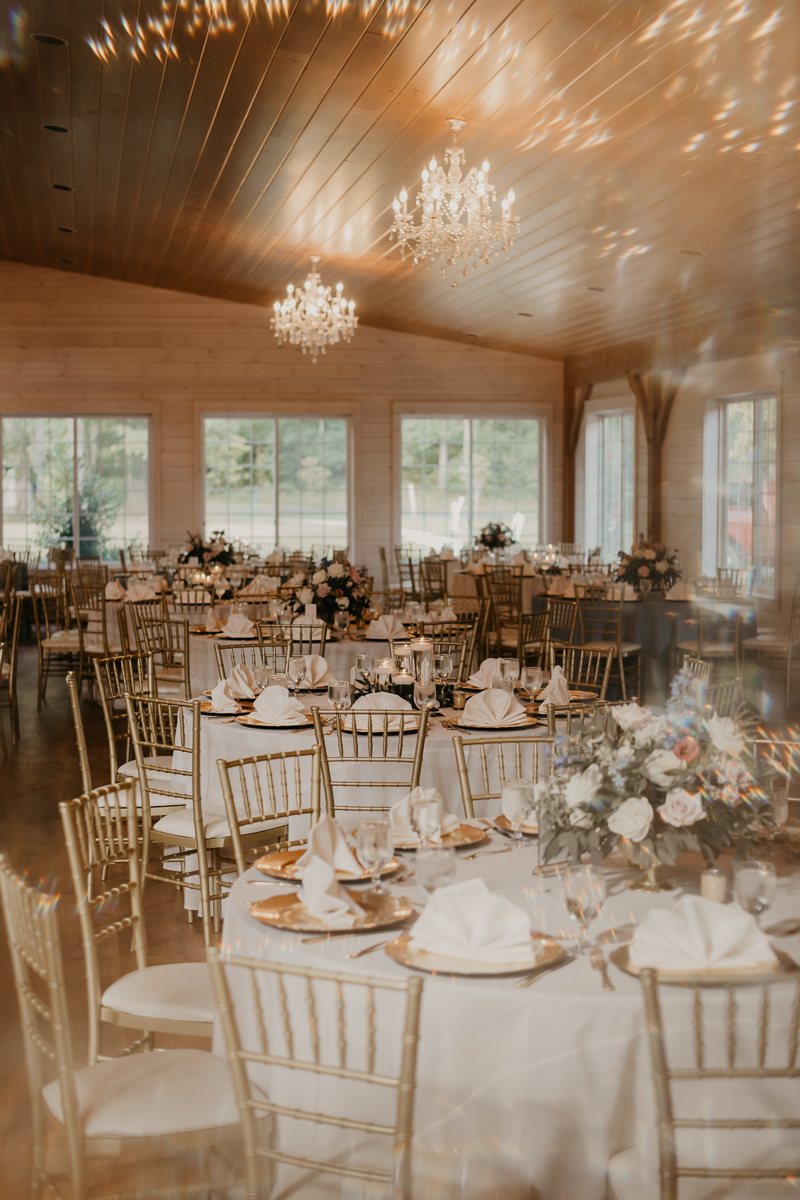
left=187, top=635, right=392, bottom=694
left=219, top=848, right=800, bottom=1199
left=450, top=570, right=545, bottom=609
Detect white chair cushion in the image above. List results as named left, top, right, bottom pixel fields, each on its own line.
left=42, top=635, right=80, bottom=651
left=101, top=963, right=215, bottom=1024
left=117, top=755, right=174, bottom=779
left=42, top=1048, right=239, bottom=1139
left=741, top=634, right=788, bottom=651
left=154, top=806, right=277, bottom=840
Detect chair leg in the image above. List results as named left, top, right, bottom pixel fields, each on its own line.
left=0, top=710, right=7, bottom=759
left=618, top=651, right=627, bottom=701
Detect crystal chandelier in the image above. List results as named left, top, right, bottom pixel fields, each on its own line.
left=271, top=257, right=358, bottom=363
left=391, top=119, right=519, bottom=286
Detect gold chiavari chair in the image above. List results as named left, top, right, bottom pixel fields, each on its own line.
left=676, top=601, right=738, bottom=677
left=367, top=588, right=407, bottom=618
left=214, top=637, right=290, bottom=681
left=0, top=561, right=17, bottom=641
left=70, top=581, right=114, bottom=660
left=217, top=745, right=321, bottom=875
left=115, top=603, right=134, bottom=654
left=379, top=545, right=392, bottom=590
left=549, top=643, right=615, bottom=700
left=446, top=594, right=492, bottom=661
left=419, top=559, right=448, bottom=605
left=518, top=609, right=549, bottom=668
left=59, top=783, right=215, bottom=1065
left=256, top=619, right=327, bottom=657
left=207, top=946, right=423, bottom=1200
left=0, top=594, right=21, bottom=747
left=716, top=565, right=754, bottom=598
left=578, top=595, right=642, bottom=701
left=572, top=583, right=608, bottom=600
left=312, top=706, right=430, bottom=816
left=127, top=594, right=170, bottom=651
left=738, top=572, right=800, bottom=709
left=609, top=966, right=800, bottom=1200
left=702, top=675, right=745, bottom=720
left=31, top=574, right=83, bottom=708
left=681, top=653, right=713, bottom=685
left=484, top=573, right=524, bottom=654
left=170, top=587, right=213, bottom=614
left=0, top=855, right=245, bottom=1200
left=418, top=619, right=478, bottom=682
left=394, top=546, right=420, bottom=601
left=545, top=595, right=578, bottom=659
left=453, top=734, right=554, bottom=819
left=0, top=641, right=7, bottom=758
left=136, top=613, right=192, bottom=699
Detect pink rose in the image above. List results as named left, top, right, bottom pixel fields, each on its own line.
left=673, top=737, right=699, bottom=763
left=658, top=788, right=705, bottom=827
left=317, top=583, right=330, bottom=597
left=637, top=565, right=650, bottom=577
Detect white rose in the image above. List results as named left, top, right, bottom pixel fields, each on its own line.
left=612, top=703, right=653, bottom=731
left=658, top=788, right=705, bottom=828
left=337, top=597, right=350, bottom=608
left=643, top=549, right=656, bottom=560
left=643, top=748, right=684, bottom=788
left=564, top=763, right=603, bottom=809
left=287, top=573, right=305, bottom=587
left=327, top=563, right=345, bottom=578
left=608, top=796, right=653, bottom=842
left=632, top=716, right=668, bottom=748
left=296, top=588, right=313, bottom=605
left=312, top=569, right=328, bottom=584
left=655, top=560, right=669, bottom=573
left=703, top=713, right=744, bottom=756
left=569, top=808, right=593, bottom=828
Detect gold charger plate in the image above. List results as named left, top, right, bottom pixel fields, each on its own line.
left=254, top=847, right=400, bottom=883
left=450, top=716, right=541, bottom=731
left=393, top=824, right=487, bottom=850
left=386, top=932, right=565, bottom=977
left=611, top=944, right=800, bottom=986
left=200, top=701, right=246, bottom=717
left=235, top=713, right=311, bottom=729
left=249, top=889, right=415, bottom=933
left=495, top=814, right=538, bottom=836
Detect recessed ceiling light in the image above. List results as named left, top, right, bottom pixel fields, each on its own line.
left=58, top=257, right=75, bottom=264
left=517, top=312, right=533, bottom=318
left=585, top=285, right=606, bottom=293
left=52, top=183, right=73, bottom=191
left=43, top=124, right=69, bottom=133
left=679, top=248, right=706, bottom=256
left=56, top=226, right=75, bottom=233
left=463, top=332, right=479, bottom=338
left=32, top=33, right=67, bottom=45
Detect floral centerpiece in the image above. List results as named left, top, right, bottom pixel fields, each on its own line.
left=615, top=539, right=680, bottom=592
left=291, top=559, right=370, bottom=626
left=538, top=670, right=775, bottom=885
left=476, top=522, right=515, bottom=551
left=179, top=530, right=235, bottom=567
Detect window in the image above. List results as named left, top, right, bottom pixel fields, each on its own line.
left=1, top=416, right=149, bottom=559
left=584, top=409, right=635, bottom=561
left=716, top=395, right=777, bottom=595
left=400, top=417, right=541, bottom=551
left=204, top=417, right=348, bottom=552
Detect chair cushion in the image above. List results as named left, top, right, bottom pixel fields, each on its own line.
left=118, top=755, right=174, bottom=779
left=102, top=963, right=215, bottom=1025
left=42, top=1048, right=239, bottom=1139
left=741, top=634, right=788, bottom=652
left=154, top=806, right=277, bottom=840
left=582, top=641, right=641, bottom=654
left=42, top=636, right=80, bottom=651
left=156, top=667, right=185, bottom=680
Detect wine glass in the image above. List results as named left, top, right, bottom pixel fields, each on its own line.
left=639, top=578, right=652, bottom=599
left=520, top=666, right=543, bottom=700
left=288, top=656, right=307, bottom=697
left=562, top=866, right=606, bottom=953
left=334, top=609, right=350, bottom=637
left=413, top=680, right=437, bottom=712
left=415, top=845, right=457, bottom=894
left=356, top=653, right=376, bottom=685
left=734, top=861, right=777, bottom=925
left=432, top=654, right=453, bottom=683
left=357, top=819, right=394, bottom=893
left=501, top=779, right=534, bottom=846
left=327, top=681, right=352, bottom=714
left=253, top=666, right=270, bottom=693
left=499, top=658, right=520, bottom=688
left=410, top=791, right=443, bottom=843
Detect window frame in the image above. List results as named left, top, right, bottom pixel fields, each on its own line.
left=702, top=391, right=779, bottom=600
left=0, top=412, right=152, bottom=559
left=393, top=402, right=551, bottom=550
left=583, top=403, right=636, bottom=562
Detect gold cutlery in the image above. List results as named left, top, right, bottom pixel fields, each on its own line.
left=463, top=846, right=512, bottom=860
left=590, top=946, right=615, bottom=990
left=345, top=939, right=391, bottom=959
left=514, top=954, right=575, bottom=988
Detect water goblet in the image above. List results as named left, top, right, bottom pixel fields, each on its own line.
left=253, top=667, right=270, bottom=693
left=410, top=791, right=443, bottom=844
left=413, top=680, right=437, bottom=712
left=432, top=654, right=453, bottom=684
left=734, top=860, right=777, bottom=925
left=520, top=666, right=543, bottom=700
left=327, top=680, right=352, bottom=713
left=501, top=779, right=534, bottom=845
left=639, top=578, right=652, bottom=599
left=499, top=658, right=520, bottom=687
left=357, top=819, right=394, bottom=893
left=356, top=653, right=376, bottom=685
left=562, top=866, right=606, bottom=953
left=415, top=844, right=457, bottom=894
left=334, top=609, right=350, bottom=637
left=288, top=656, right=307, bottom=697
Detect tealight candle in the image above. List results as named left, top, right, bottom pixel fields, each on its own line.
left=700, top=868, right=728, bottom=904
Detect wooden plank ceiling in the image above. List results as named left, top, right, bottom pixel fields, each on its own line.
left=1, top=0, right=798, bottom=366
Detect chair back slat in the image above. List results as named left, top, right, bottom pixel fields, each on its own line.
left=312, top=706, right=429, bottom=815
left=215, top=636, right=290, bottom=680
left=452, top=734, right=554, bottom=817
left=549, top=643, right=615, bottom=699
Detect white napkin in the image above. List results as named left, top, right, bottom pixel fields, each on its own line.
left=665, top=580, right=689, bottom=600
left=266, top=550, right=284, bottom=565
left=630, top=895, right=777, bottom=971
left=461, top=689, right=529, bottom=728
left=144, top=574, right=168, bottom=592
left=390, top=788, right=460, bottom=845
left=296, top=814, right=364, bottom=875
left=297, top=857, right=364, bottom=929
left=350, top=691, right=414, bottom=731
left=513, top=552, right=527, bottom=565
left=303, top=655, right=333, bottom=687
left=367, top=614, right=405, bottom=640
left=427, top=606, right=459, bottom=624
left=467, top=658, right=501, bottom=688
left=126, top=582, right=157, bottom=602
left=240, top=576, right=272, bottom=596
left=624, top=585, right=637, bottom=601
left=209, top=679, right=241, bottom=714
left=252, top=684, right=307, bottom=725
left=223, top=612, right=255, bottom=638
left=205, top=608, right=223, bottom=633
left=538, top=666, right=571, bottom=710
left=465, top=561, right=485, bottom=575
left=563, top=583, right=576, bottom=598
left=409, top=878, right=541, bottom=965
left=227, top=663, right=256, bottom=699
left=105, top=580, right=125, bottom=600
left=438, top=548, right=455, bottom=560
left=547, top=575, right=568, bottom=595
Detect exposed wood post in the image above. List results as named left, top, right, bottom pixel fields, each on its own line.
left=627, top=369, right=685, bottom=541
left=562, top=379, right=592, bottom=541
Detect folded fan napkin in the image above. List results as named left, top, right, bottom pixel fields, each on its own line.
left=227, top=663, right=255, bottom=698
left=547, top=575, right=568, bottom=595
left=105, top=580, right=125, bottom=600
left=303, top=655, right=333, bottom=687
left=438, top=548, right=455, bottom=560
left=390, top=788, right=460, bottom=845
left=209, top=680, right=241, bottom=714
left=252, top=684, right=307, bottom=725
left=266, top=550, right=284, bottom=565
left=293, top=614, right=324, bottom=626
left=538, top=666, right=572, bottom=711
left=460, top=689, right=529, bottom=728
left=125, top=582, right=157, bottom=602
left=297, top=857, right=364, bottom=929
left=468, top=658, right=501, bottom=689
left=350, top=691, right=414, bottom=731
left=665, top=580, right=689, bottom=600
left=367, top=613, right=405, bottom=640
left=223, top=612, right=255, bottom=638
left=629, top=894, right=777, bottom=971
left=426, top=606, right=459, bottom=624
left=205, top=608, right=223, bottom=633
left=296, top=814, right=364, bottom=875
left=409, top=878, right=541, bottom=965
left=563, top=583, right=576, bottom=598
left=144, top=575, right=168, bottom=592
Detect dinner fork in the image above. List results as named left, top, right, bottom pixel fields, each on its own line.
left=463, top=846, right=512, bottom=860
left=514, top=954, right=576, bottom=988
left=590, top=946, right=615, bottom=990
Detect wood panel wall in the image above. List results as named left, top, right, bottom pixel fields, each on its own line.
left=0, top=261, right=563, bottom=574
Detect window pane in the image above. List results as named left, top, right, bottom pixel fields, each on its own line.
left=277, top=418, right=348, bottom=553
left=204, top=418, right=277, bottom=549
left=598, top=411, right=634, bottom=561
left=1, top=417, right=74, bottom=553
left=471, top=419, right=539, bottom=545
left=720, top=396, right=777, bottom=597
left=724, top=400, right=754, bottom=570
left=77, top=418, right=149, bottom=559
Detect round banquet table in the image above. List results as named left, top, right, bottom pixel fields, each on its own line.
left=217, top=843, right=800, bottom=1200
left=186, top=633, right=393, bottom=695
